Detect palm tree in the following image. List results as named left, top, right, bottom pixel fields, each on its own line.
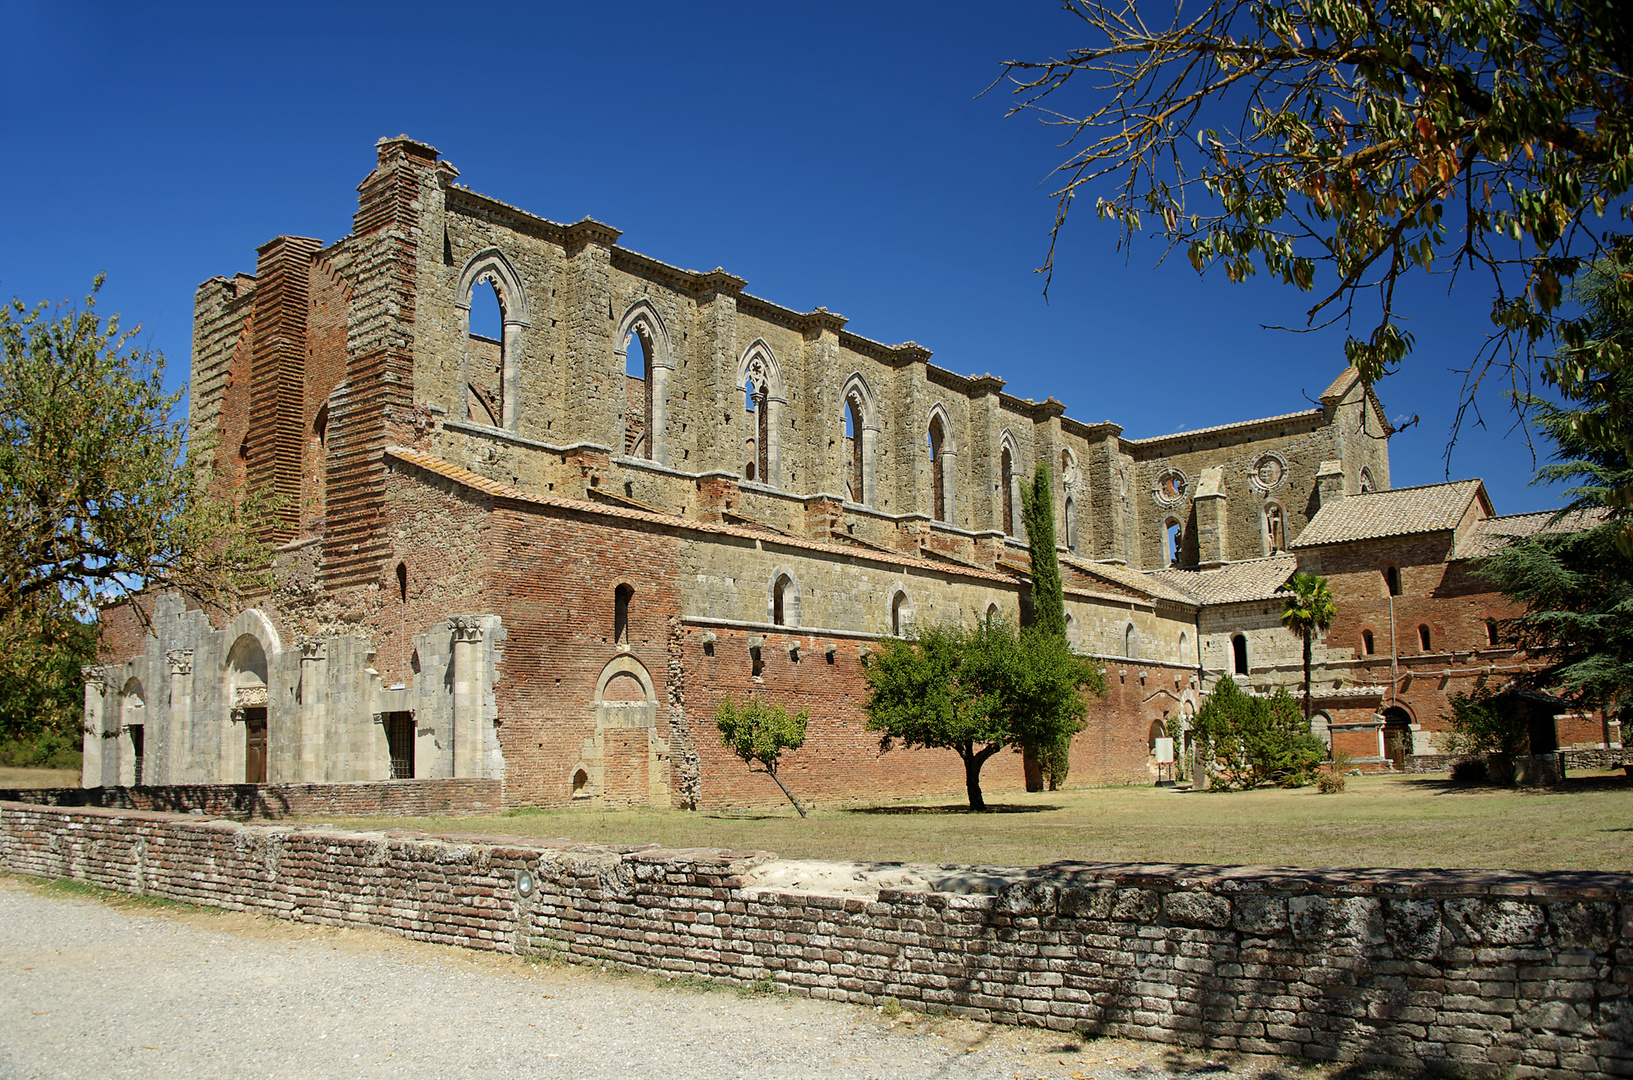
left=1280, top=572, right=1337, bottom=721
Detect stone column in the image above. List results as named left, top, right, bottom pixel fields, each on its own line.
left=451, top=617, right=485, bottom=778
left=859, top=423, right=878, bottom=508
left=501, top=316, right=528, bottom=431
left=81, top=666, right=107, bottom=789
left=764, top=395, right=786, bottom=487
left=650, top=358, right=673, bottom=466
left=938, top=447, right=958, bottom=527
left=166, top=651, right=194, bottom=784
left=299, top=639, right=328, bottom=782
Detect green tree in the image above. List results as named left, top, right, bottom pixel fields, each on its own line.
left=1477, top=255, right=1633, bottom=704
left=715, top=693, right=812, bottom=816
left=0, top=608, right=93, bottom=745
left=1441, top=685, right=1533, bottom=759
left=1280, top=572, right=1338, bottom=720
left=862, top=616, right=1104, bottom=811
left=1191, top=678, right=1325, bottom=790
left=996, top=0, right=1632, bottom=391
left=0, top=280, right=273, bottom=630
left=1019, top=461, right=1076, bottom=788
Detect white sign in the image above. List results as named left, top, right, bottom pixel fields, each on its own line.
left=1154, top=737, right=1174, bottom=764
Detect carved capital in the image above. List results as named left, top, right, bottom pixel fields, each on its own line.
left=167, top=649, right=194, bottom=676
left=371, top=712, right=385, bottom=725
left=300, top=637, right=328, bottom=661
left=450, top=615, right=485, bottom=644
left=81, top=665, right=106, bottom=691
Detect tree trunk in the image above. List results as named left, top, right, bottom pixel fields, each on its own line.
left=961, top=743, right=1002, bottom=811
left=763, top=766, right=808, bottom=818
left=1303, top=629, right=1313, bottom=721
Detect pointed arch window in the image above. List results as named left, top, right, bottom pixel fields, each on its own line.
left=841, top=374, right=877, bottom=507
left=456, top=250, right=530, bottom=431
left=1124, top=623, right=1140, bottom=659
left=1064, top=495, right=1077, bottom=552
left=929, top=416, right=946, bottom=521
left=1000, top=444, right=1015, bottom=535
left=1264, top=503, right=1285, bottom=553
left=617, top=302, right=673, bottom=465
left=738, top=342, right=782, bottom=487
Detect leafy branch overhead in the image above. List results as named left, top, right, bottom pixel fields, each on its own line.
left=0, top=279, right=276, bottom=628
left=997, top=0, right=1631, bottom=388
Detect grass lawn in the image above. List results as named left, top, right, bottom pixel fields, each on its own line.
left=0, top=767, right=79, bottom=789
left=298, top=771, right=1633, bottom=874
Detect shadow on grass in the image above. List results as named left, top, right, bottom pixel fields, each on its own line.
left=844, top=803, right=1062, bottom=816
left=1397, top=774, right=1630, bottom=796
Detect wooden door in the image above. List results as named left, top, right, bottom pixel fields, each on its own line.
left=244, top=707, right=268, bottom=783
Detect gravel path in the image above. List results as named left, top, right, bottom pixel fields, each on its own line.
left=0, top=877, right=1338, bottom=1080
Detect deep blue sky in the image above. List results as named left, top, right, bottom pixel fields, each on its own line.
left=0, top=1, right=1566, bottom=514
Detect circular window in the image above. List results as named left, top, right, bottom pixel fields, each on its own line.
left=1249, top=453, right=1288, bottom=493
left=1153, top=468, right=1189, bottom=507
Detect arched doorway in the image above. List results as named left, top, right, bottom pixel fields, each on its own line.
left=227, top=635, right=270, bottom=784
left=1381, top=706, right=1413, bottom=769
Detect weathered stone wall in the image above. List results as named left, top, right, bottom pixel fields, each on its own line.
left=3, top=804, right=1627, bottom=1080
left=0, top=780, right=499, bottom=819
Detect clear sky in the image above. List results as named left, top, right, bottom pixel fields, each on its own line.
left=0, top=0, right=1568, bottom=515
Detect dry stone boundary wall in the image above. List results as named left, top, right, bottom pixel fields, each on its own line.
left=1, top=802, right=1627, bottom=1080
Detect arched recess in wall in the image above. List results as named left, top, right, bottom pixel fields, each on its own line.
left=455, top=249, right=531, bottom=431
left=616, top=300, right=673, bottom=464
left=1232, top=633, right=1250, bottom=676
left=120, top=677, right=145, bottom=787
left=926, top=403, right=956, bottom=524
left=889, top=584, right=913, bottom=637
left=840, top=372, right=878, bottom=507
left=1064, top=612, right=1079, bottom=651
left=1060, top=449, right=1080, bottom=552
left=737, top=340, right=784, bottom=487
left=1124, top=622, right=1139, bottom=659
left=766, top=567, right=801, bottom=628
left=999, top=431, right=1022, bottom=538
left=594, top=654, right=657, bottom=705
left=1263, top=502, right=1286, bottom=554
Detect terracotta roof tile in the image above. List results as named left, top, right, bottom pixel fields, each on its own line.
left=1149, top=554, right=1298, bottom=605
left=1289, top=480, right=1485, bottom=548
left=1454, top=507, right=1609, bottom=559
left=1059, top=555, right=1201, bottom=605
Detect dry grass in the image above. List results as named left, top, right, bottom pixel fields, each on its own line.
left=298, top=771, right=1633, bottom=874
left=0, top=767, right=79, bottom=789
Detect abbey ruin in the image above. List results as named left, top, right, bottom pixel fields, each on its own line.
left=82, top=137, right=1620, bottom=807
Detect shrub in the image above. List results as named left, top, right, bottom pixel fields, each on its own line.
left=1190, top=679, right=1326, bottom=790
left=0, top=729, right=83, bottom=770
left=1450, top=757, right=1489, bottom=783
left=1315, top=769, right=1346, bottom=794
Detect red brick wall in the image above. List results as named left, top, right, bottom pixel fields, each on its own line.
left=0, top=779, right=499, bottom=819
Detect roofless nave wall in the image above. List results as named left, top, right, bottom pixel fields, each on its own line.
left=90, top=135, right=1516, bottom=809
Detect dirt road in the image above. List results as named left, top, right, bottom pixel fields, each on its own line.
left=0, top=877, right=1323, bottom=1080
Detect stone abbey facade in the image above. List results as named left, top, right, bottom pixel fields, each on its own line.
left=81, top=137, right=1618, bottom=806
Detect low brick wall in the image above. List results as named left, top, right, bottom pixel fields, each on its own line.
left=0, top=803, right=1627, bottom=1079
left=0, top=779, right=501, bottom=819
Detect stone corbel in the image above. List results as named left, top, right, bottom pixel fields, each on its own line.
left=371, top=712, right=385, bottom=726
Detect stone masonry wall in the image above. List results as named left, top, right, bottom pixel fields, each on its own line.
left=0, top=779, right=499, bottom=819
left=2, top=804, right=1627, bottom=1080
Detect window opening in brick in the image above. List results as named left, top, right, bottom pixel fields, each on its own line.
left=572, top=768, right=590, bottom=799
left=891, top=591, right=907, bottom=636
left=1232, top=634, right=1249, bottom=675
left=1064, top=496, right=1076, bottom=552
left=468, top=278, right=505, bottom=425
left=1000, top=446, right=1014, bottom=535
left=396, top=562, right=408, bottom=604
left=384, top=711, right=415, bottom=780
left=614, top=583, right=633, bottom=644
left=624, top=328, right=652, bottom=459
left=1384, top=566, right=1402, bottom=596
left=750, top=646, right=764, bottom=678
left=128, top=724, right=144, bottom=786
left=1166, top=519, right=1181, bottom=566
left=1264, top=503, right=1284, bottom=552
left=772, top=575, right=791, bottom=627
left=1125, top=623, right=1139, bottom=659
left=1362, top=629, right=1375, bottom=655
left=1418, top=624, right=1432, bottom=651
left=928, top=417, right=946, bottom=522
left=313, top=402, right=328, bottom=453
left=1486, top=618, right=1499, bottom=646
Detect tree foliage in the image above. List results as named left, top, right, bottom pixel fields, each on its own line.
left=1191, top=678, right=1326, bottom=789
left=716, top=693, right=812, bottom=816
left=1440, top=685, right=1533, bottom=758
left=0, top=608, right=94, bottom=744
left=0, top=280, right=274, bottom=628
left=997, top=0, right=1632, bottom=392
left=862, top=616, right=1105, bottom=810
left=1280, top=572, right=1337, bottom=719
left=1477, top=254, right=1633, bottom=704
left=1019, top=461, right=1074, bottom=788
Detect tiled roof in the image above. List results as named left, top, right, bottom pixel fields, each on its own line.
left=1060, top=555, right=1201, bottom=606
left=1289, top=480, right=1486, bottom=548
left=1123, top=408, right=1322, bottom=448
left=1454, top=507, right=1609, bottom=559
left=1149, top=554, right=1298, bottom=605
left=384, top=446, right=1018, bottom=586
